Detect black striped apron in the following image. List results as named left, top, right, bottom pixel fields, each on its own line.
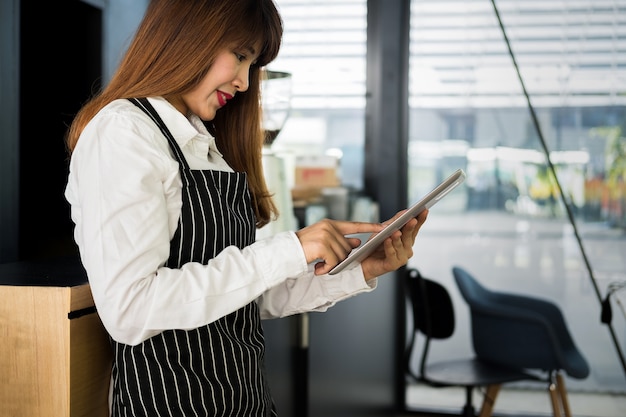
left=108, top=98, right=276, bottom=417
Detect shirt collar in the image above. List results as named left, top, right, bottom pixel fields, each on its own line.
left=147, top=96, right=223, bottom=158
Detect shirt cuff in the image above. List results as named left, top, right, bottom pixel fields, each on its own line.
left=318, top=263, right=378, bottom=303
left=251, top=231, right=309, bottom=288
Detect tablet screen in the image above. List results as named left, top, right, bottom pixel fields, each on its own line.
left=328, top=168, right=466, bottom=275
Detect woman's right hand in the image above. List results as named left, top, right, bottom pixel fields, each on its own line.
left=295, top=219, right=385, bottom=275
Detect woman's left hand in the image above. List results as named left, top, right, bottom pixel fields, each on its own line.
left=360, top=209, right=428, bottom=281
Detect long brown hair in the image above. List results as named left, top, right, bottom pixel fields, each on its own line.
left=66, top=0, right=283, bottom=227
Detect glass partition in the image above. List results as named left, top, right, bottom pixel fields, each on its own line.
left=406, top=0, right=626, bottom=415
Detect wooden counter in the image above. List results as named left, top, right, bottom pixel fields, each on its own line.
left=0, top=258, right=111, bottom=417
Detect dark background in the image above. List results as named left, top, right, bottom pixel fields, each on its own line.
left=18, top=0, right=101, bottom=261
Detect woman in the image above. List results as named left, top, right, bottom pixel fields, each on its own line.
left=64, top=0, right=427, bottom=415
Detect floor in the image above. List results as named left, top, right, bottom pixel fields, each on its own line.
left=405, top=384, right=626, bottom=417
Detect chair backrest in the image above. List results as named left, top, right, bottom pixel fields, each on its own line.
left=451, top=265, right=590, bottom=379
left=406, top=268, right=455, bottom=339
left=405, top=268, right=455, bottom=378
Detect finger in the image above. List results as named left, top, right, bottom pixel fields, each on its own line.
left=404, top=209, right=428, bottom=240
left=400, top=217, right=419, bottom=245
left=346, top=236, right=363, bottom=250
left=314, top=261, right=328, bottom=274
left=396, top=230, right=413, bottom=259
left=313, top=235, right=367, bottom=275
left=317, top=235, right=357, bottom=273
left=415, top=208, right=429, bottom=234
left=377, top=236, right=403, bottom=272
left=416, top=208, right=429, bottom=225
left=314, top=252, right=343, bottom=275
left=390, top=230, right=409, bottom=258
left=332, top=220, right=386, bottom=236
left=314, top=239, right=350, bottom=269
left=296, top=219, right=353, bottom=263
left=313, top=219, right=365, bottom=253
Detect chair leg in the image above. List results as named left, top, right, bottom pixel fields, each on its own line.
left=555, top=372, right=572, bottom=417
left=462, top=386, right=476, bottom=417
left=548, top=374, right=562, bottom=417
left=478, top=384, right=501, bottom=417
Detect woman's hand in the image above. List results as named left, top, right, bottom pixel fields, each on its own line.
left=294, top=209, right=428, bottom=277
left=295, top=219, right=386, bottom=275
left=360, top=209, right=428, bottom=280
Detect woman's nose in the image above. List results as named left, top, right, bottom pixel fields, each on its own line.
left=233, top=67, right=250, bottom=92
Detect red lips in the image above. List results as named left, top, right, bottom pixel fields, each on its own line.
left=217, top=90, right=233, bottom=107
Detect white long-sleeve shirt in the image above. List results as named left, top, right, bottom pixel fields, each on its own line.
left=65, top=97, right=376, bottom=346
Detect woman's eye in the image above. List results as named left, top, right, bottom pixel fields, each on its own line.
left=235, top=53, right=246, bottom=62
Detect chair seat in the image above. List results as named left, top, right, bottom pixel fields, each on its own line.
left=425, top=358, right=536, bottom=387
left=404, top=268, right=586, bottom=417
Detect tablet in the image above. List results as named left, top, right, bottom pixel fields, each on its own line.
left=328, top=168, right=466, bottom=275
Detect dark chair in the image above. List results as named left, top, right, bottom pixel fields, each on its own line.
left=404, top=268, right=538, bottom=417
left=452, top=266, right=590, bottom=417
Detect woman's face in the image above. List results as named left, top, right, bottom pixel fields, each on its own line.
left=173, top=46, right=259, bottom=121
